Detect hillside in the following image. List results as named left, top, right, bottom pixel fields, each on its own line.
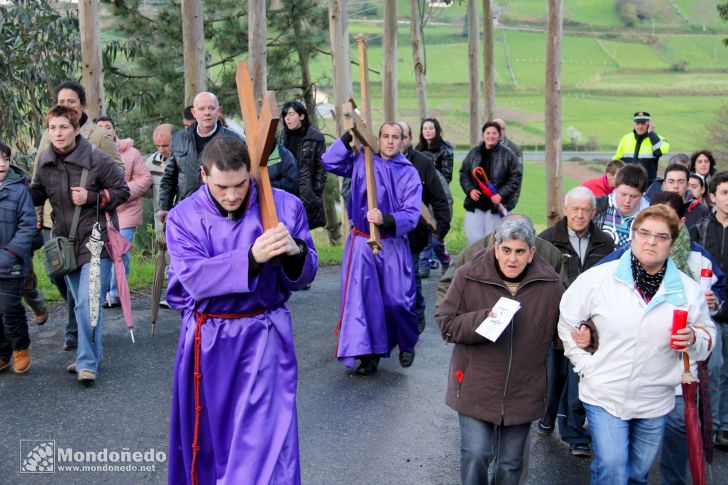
left=312, top=0, right=728, bottom=153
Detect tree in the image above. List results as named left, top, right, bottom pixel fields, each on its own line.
left=0, top=0, right=80, bottom=163
left=79, top=0, right=105, bottom=119
left=101, top=0, right=328, bottom=150
left=720, top=1, right=728, bottom=45
left=181, top=0, right=206, bottom=104
left=382, top=0, right=398, bottom=121
left=273, top=0, right=330, bottom=127
left=466, top=0, right=480, bottom=146
left=409, top=0, right=427, bottom=120
left=482, top=0, right=495, bottom=121
left=545, top=0, right=563, bottom=226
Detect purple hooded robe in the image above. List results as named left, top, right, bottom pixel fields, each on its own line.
left=322, top=138, right=422, bottom=368
left=166, top=180, right=317, bottom=485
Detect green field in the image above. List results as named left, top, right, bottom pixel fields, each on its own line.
left=310, top=2, right=728, bottom=153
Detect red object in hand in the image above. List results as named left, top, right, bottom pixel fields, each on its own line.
left=455, top=370, right=464, bottom=384
left=701, top=268, right=713, bottom=278
left=670, top=309, right=688, bottom=349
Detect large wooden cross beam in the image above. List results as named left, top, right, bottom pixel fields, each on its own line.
left=235, top=61, right=280, bottom=230
left=342, top=36, right=383, bottom=254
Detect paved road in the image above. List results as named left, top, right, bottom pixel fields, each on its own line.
left=1, top=265, right=726, bottom=484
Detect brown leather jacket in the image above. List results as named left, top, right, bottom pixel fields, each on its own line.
left=435, top=246, right=564, bottom=426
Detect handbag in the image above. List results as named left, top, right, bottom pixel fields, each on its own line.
left=43, top=168, right=88, bottom=278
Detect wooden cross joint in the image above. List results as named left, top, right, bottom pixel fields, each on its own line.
left=236, top=61, right=280, bottom=230
left=341, top=101, right=377, bottom=151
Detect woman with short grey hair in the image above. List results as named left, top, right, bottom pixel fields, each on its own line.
left=494, top=216, right=536, bottom=248
left=437, top=216, right=563, bottom=484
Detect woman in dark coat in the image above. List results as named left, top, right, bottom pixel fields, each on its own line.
left=460, top=121, right=522, bottom=244
left=416, top=117, right=454, bottom=183
left=279, top=101, right=327, bottom=229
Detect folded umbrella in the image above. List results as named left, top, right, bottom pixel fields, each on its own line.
left=682, top=354, right=706, bottom=485
left=85, top=222, right=104, bottom=343
left=471, top=166, right=507, bottom=217
left=150, top=232, right=167, bottom=336
left=104, top=214, right=135, bottom=343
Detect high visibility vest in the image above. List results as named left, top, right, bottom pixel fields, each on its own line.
left=612, top=131, right=670, bottom=181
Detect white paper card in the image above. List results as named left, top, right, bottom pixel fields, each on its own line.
left=475, top=297, right=522, bottom=342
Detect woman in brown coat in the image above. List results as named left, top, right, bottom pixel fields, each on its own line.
left=436, top=216, right=564, bottom=485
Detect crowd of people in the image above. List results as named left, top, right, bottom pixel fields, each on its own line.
left=1, top=86, right=727, bottom=485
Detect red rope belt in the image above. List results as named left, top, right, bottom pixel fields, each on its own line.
left=190, top=308, right=269, bottom=485
left=332, top=227, right=388, bottom=354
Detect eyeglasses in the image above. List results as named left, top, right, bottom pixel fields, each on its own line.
left=634, top=228, right=672, bottom=243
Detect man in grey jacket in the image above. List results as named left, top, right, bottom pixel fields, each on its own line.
left=158, top=92, right=243, bottom=222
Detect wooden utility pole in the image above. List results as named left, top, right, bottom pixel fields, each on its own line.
left=78, top=0, right=105, bottom=119
left=181, top=0, right=206, bottom=105
left=382, top=0, right=398, bottom=122
left=248, top=0, right=267, bottom=113
left=482, top=0, right=495, bottom=121
left=545, top=0, right=563, bottom=226
left=409, top=0, right=428, bottom=120
left=329, top=0, right=353, bottom=135
left=467, top=0, right=481, bottom=146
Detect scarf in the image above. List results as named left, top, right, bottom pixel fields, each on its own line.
left=670, top=226, right=693, bottom=278
left=630, top=252, right=665, bottom=301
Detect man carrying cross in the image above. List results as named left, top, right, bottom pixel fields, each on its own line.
left=323, top=122, right=422, bottom=375
left=165, top=135, right=317, bottom=484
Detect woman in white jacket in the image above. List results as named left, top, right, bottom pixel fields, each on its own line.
left=559, top=205, right=715, bottom=485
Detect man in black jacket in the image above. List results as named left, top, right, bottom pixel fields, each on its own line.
left=158, top=92, right=243, bottom=222
left=689, top=171, right=728, bottom=449
left=398, top=122, right=450, bottom=333
left=537, top=186, right=614, bottom=458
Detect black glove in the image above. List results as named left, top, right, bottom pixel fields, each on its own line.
left=341, top=131, right=354, bottom=151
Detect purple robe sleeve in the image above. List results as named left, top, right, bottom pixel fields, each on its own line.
left=277, top=193, right=318, bottom=291
left=390, top=165, right=422, bottom=237
left=322, top=138, right=357, bottom=177
left=166, top=208, right=259, bottom=302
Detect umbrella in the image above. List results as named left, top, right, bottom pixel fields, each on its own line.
left=85, top=222, right=104, bottom=344
left=681, top=354, right=706, bottom=485
left=104, top=214, right=135, bottom=343
left=471, top=167, right=508, bottom=217
left=150, top=232, right=167, bottom=336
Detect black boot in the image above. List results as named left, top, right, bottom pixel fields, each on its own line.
left=356, top=355, right=380, bottom=376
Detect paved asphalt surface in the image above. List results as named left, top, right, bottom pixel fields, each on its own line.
left=2, top=265, right=727, bottom=484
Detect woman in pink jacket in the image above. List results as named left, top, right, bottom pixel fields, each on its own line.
left=96, top=117, right=153, bottom=307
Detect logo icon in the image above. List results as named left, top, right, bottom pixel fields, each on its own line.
left=20, top=440, right=55, bottom=473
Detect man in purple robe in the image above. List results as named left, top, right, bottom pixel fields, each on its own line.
left=323, top=122, right=422, bottom=375
left=166, top=136, right=317, bottom=485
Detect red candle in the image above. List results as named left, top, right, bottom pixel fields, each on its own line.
left=670, top=309, right=688, bottom=349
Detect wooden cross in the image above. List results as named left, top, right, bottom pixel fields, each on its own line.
left=341, top=36, right=383, bottom=254
left=235, top=61, right=280, bottom=230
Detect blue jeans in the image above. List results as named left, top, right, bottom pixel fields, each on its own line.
left=584, top=403, right=667, bottom=485
left=0, top=278, right=28, bottom=361
left=419, top=234, right=450, bottom=272
left=659, top=396, right=688, bottom=485
left=107, top=227, right=135, bottom=300
left=710, top=323, right=728, bottom=432
left=458, top=413, right=531, bottom=485
left=544, top=346, right=590, bottom=446
left=65, top=260, right=112, bottom=373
